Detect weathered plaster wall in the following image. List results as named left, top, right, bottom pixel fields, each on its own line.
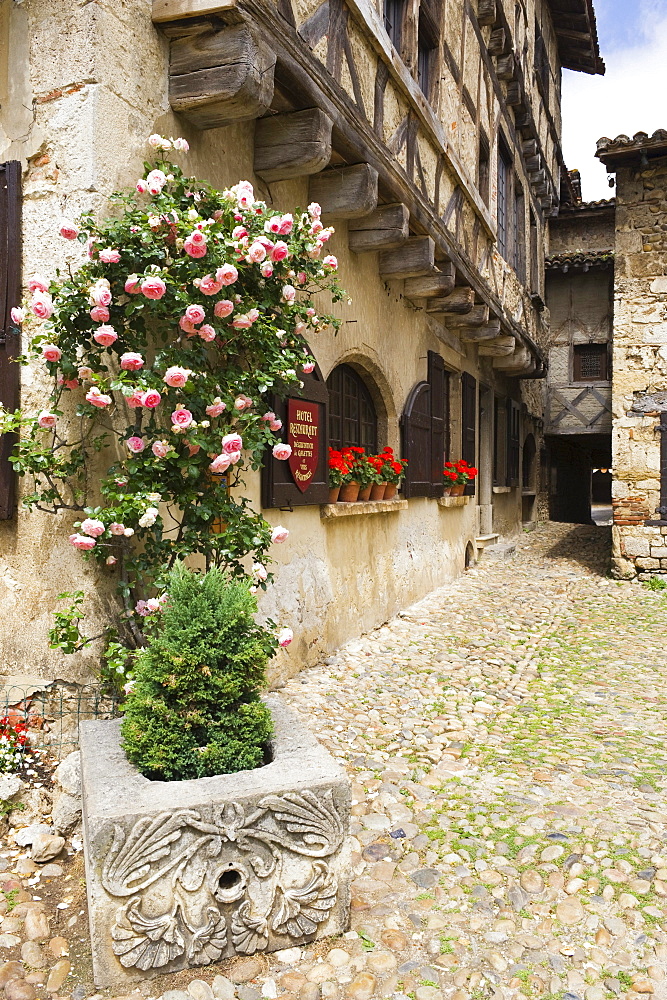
left=609, top=159, right=667, bottom=579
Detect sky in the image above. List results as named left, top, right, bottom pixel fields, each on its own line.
left=561, top=0, right=667, bottom=201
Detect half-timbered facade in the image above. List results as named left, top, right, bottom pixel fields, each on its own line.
left=0, top=0, right=602, bottom=680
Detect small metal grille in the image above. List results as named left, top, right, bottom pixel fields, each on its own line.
left=573, top=344, right=608, bottom=381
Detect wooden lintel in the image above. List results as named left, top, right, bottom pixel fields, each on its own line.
left=153, top=0, right=238, bottom=21
left=446, top=305, right=490, bottom=328
left=379, top=237, right=434, bottom=280
left=169, top=23, right=275, bottom=129
left=426, top=286, right=475, bottom=315
left=458, top=320, right=501, bottom=342
left=403, top=266, right=456, bottom=299
left=348, top=203, right=410, bottom=253
left=308, top=164, right=378, bottom=220
left=255, top=108, right=332, bottom=182
left=477, top=0, right=497, bottom=26
left=478, top=335, right=516, bottom=356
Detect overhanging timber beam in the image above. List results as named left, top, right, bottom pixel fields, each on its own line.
left=254, top=108, right=332, bottom=182
left=348, top=204, right=409, bottom=253
left=457, top=320, right=501, bottom=342
left=445, top=305, right=490, bottom=328
left=379, top=237, right=435, bottom=280
left=478, top=335, right=516, bottom=356
left=403, top=265, right=456, bottom=300
left=308, top=164, right=378, bottom=219
left=426, top=287, right=475, bottom=315
left=153, top=0, right=239, bottom=20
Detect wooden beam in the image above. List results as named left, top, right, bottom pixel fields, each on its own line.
left=379, top=237, right=434, bottom=280
left=506, top=81, right=524, bottom=107
left=522, top=139, right=538, bottom=158
left=348, top=203, right=410, bottom=253
left=254, top=108, right=332, bottom=182
left=525, top=154, right=541, bottom=174
left=478, top=335, right=516, bottom=356
left=493, top=345, right=534, bottom=372
left=446, top=305, right=490, bottom=327
left=169, top=24, right=275, bottom=129
left=496, top=54, right=516, bottom=81
left=308, top=164, right=378, bottom=220
left=477, top=0, right=497, bottom=26
left=153, top=0, right=237, bottom=21
left=458, top=320, right=501, bottom=342
left=488, top=28, right=507, bottom=56
left=404, top=265, right=456, bottom=299
left=426, top=286, right=475, bottom=314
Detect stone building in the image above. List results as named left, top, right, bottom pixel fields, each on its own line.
left=0, top=0, right=603, bottom=681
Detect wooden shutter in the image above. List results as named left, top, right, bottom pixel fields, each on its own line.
left=461, top=372, right=476, bottom=496
left=428, top=350, right=445, bottom=498
left=401, top=381, right=431, bottom=497
left=261, top=366, right=329, bottom=507
left=0, top=162, right=22, bottom=520
left=507, top=399, right=520, bottom=487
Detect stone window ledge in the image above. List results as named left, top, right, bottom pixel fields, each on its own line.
left=437, top=495, right=472, bottom=508
left=321, top=499, right=408, bottom=518
left=492, top=486, right=512, bottom=494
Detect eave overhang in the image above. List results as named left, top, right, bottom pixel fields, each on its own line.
left=547, top=0, right=604, bottom=76
left=596, top=130, right=667, bottom=171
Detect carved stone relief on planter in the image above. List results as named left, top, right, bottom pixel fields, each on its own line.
left=81, top=697, right=350, bottom=988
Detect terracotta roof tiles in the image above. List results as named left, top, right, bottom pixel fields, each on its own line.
left=545, top=249, right=614, bottom=272
left=596, top=130, right=667, bottom=168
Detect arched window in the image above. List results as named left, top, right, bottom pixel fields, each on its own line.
left=327, top=364, right=378, bottom=452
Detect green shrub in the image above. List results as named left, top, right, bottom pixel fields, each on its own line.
left=121, top=565, right=276, bottom=780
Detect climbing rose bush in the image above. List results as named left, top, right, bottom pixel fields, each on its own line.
left=2, top=135, right=344, bottom=632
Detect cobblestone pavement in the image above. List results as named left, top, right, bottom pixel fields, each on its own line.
left=2, top=521, right=667, bottom=1000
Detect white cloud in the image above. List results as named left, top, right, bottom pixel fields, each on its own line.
left=561, top=3, right=667, bottom=202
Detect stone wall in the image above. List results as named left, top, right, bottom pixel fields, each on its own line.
left=610, top=157, right=667, bottom=579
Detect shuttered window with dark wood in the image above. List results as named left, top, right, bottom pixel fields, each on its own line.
left=0, top=162, right=21, bottom=520
left=507, top=399, right=521, bottom=487
left=402, top=352, right=451, bottom=498
left=327, top=364, right=377, bottom=452
left=573, top=343, right=609, bottom=382
left=461, top=373, right=477, bottom=496
left=428, top=350, right=447, bottom=498
left=493, top=396, right=508, bottom=486
left=261, top=367, right=329, bottom=507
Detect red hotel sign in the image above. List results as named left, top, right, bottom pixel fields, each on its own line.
left=287, top=398, right=320, bottom=492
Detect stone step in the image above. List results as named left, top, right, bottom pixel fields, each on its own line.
left=476, top=533, right=499, bottom=548
left=483, top=541, right=517, bottom=560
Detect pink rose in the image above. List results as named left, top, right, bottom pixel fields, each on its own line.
left=253, top=563, right=268, bottom=581
left=141, top=276, right=166, bottom=299
left=226, top=449, right=242, bottom=465
left=146, top=169, right=167, bottom=190
left=271, top=241, right=289, bottom=263
left=216, top=264, right=238, bottom=286
left=279, top=214, right=294, bottom=235
left=140, top=389, right=161, bottom=408
left=10, top=307, right=25, bottom=325
left=31, top=292, right=54, bottom=319
left=200, top=274, right=223, bottom=296
left=264, top=216, right=282, bottom=235
left=173, top=137, right=189, bottom=152
left=247, top=308, right=259, bottom=323
left=120, top=352, right=144, bottom=371
left=171, top=408, right=193, bottom=428
left=272, top=442, right=292, bottom=460
left=281, top=284, right=296, bottom=304
left=93, top=325, right=118, bottom=347
left=210, top=453, right=231, bottom=474
left=58, top=376, right=79, bottom=390
left=235, top=395, right=252, bottom=411
left=294, top=321, right=307, bottom=336
left=126, top=436, right=145, bottom=453
left=206, top=399, right=226, bottom=418
left=37, top=411, right=57, bottom=429
left=247, top=242, right=266, bottom=263
left=99, top=248, right=121, bottom=264
left=323, top=254, right=338, bottom=270
left=28, top=275, right=49, bottom=294
left=81, top=517, right=105, bottom=537
left=179, top=316, right=198, bottom=335
left=269, top=418, right=283, bottom=432
left=308, top=245, right=322, bottom=259
left=302, top=361, right=316, bottom=374
left=86, top=387, right=112, bottom=408
left=125, top=275, right=141, bottom=295
left=308, top=202, right=321, bottom=219
left=106, top=556, right=117, bottom=566
left=69, top=533, right=96, bottom=551
left=152, top=440, right=170, bottom=459
left=78, top=365, right=93, bottom=379
left=222, top=432, right=243, bottom=454
left=42, top=344, right=62, bottom=363
left=90, top=305, right=110, bottom=323
left=278, top=627, right=293, bottom=647
left=260, top=262, right=274, bottom=278
left=89, top=284, right=112, bottom=308
left=109, top=522, right=126, bottom=535
left=232, top=226, right=248, bottom=240
left=271, top=525, right=289, bottom=544
left=189, top=229, right=206, bottom=244
left=126, top=389, right=144, bottom=408
left=297, top=271, right=307, bottom=285
left=184, top=237, right=207, bottom=258
left=214, top=299, right=234, bottom=318
left=136, top=179, right=148, bottom=194
left=163, top=365, right=190, bottom=388
left=59, top=219, right=79, bottom=240
left=199, top=324, right=216, bottom=342
left=262, top=411, right=276, bottom=422
left=185, top=304, right=206, bottom=325
left=232, top=314, right=252, bottom=329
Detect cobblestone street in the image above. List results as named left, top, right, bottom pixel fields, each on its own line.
left=2, top=522, right=667, bottom=1000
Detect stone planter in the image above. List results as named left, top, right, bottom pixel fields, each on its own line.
left=80, top=696, right=351, bottom=988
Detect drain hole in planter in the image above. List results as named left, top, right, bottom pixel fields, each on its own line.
left=219, top=869, right=242, bottom=890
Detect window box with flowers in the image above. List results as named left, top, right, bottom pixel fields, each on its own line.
left=443, top=459, right=478, bottom=496
left=328, top=447, right=407, bottom=503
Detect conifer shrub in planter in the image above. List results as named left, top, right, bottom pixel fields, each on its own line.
left=80, top=566, right=350, bottom=988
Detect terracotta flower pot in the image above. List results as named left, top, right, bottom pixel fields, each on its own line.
left=358, top=484, right=373, bottom=501
left=328, top=486, right=341, bottom=503
left=443, top=486, right=452, bottom=496
left=339, top=481, right=360, bottom=502
left=370, top=482, right=387, bottom=501
left=451, top=484, right=465, bottom=496
left=384, top=483, right=398, bottom=500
